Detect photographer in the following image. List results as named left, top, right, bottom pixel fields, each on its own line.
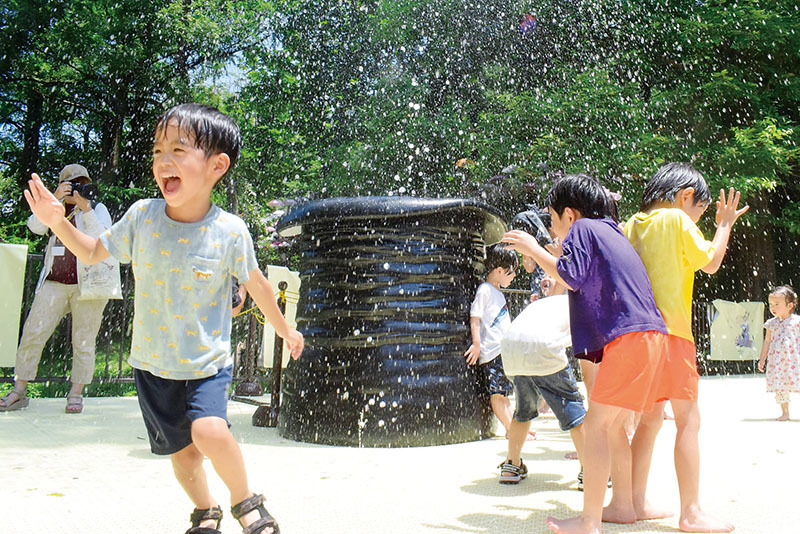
left=0, top=164, right=118, bottom=414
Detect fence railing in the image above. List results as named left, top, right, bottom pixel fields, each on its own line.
left=2, top=257, right=754, bottom=388
left=1, top=254, right=261, bottom=385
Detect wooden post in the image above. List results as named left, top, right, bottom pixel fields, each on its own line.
left=252, top=281, right=288, bottom=427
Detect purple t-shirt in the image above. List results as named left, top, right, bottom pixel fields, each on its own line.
left=556, top=217, right=667, bottom=362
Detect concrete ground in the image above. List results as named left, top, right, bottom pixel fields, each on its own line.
left=1, top=375, right=797, bottom=534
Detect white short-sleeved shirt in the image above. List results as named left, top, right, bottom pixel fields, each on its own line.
left=100, top=199, right=259, bottom=379
left=470, top=282, right=511, bottom=364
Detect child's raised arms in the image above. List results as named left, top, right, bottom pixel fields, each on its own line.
left=702, top=187, right=749, bottom=274
left=501, top=230, right=572, bottom=290
left=24, top=173, right=110, bottom=265
left=714, top=187, right=749, bottom=227
left=24, top=173, right=66, bottom=227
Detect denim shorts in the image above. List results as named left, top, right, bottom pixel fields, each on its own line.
left=478, top=355, right=513, bottom=397
left=512, top=366, right=586, bottom=431
left=134, top=366, right=233, bottom=455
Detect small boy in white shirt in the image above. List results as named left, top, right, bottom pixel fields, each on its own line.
left=464, top=244, right=518, bottom=436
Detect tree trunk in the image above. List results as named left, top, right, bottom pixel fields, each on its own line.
left=226, top=172, right=238, bottom=214
left=100, top=86, right=129, bottom=181
left=19, top=88, right=43, bottom=187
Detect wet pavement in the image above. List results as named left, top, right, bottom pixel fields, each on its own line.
left=1, top=375, right=797, bottom=534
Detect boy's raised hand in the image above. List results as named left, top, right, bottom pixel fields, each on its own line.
left=501, top=229, right=539, bottom=258
left=715, top=187, right=749, bottom=227
left=24, top=173, right=66, bottom=227
left=702, top=187, right=751, bottom=274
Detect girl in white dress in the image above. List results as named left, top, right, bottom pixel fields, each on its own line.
left=758, top=285, right=800, bottom=421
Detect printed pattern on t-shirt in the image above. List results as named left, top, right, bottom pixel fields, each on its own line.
left=100, top=199, right=259, bottom=379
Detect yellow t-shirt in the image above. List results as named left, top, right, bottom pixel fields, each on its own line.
left=624, top=208, right=715, bottom=342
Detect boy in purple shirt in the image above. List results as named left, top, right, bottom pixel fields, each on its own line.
left=503, top=174, right=668, bottom=534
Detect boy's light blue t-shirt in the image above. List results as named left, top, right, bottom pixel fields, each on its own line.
left=99, top=199, right=259, bottom=379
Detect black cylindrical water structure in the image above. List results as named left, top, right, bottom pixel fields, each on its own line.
left=275, top=197, right=506, bottom=447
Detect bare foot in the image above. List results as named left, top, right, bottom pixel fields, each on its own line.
left=777, top=413, right=790, bottom=421
left=565, top=451, right=579, bottom=460
left=602, top=502, right=636, bottom=524
left=679, top=511, right=734, bottom=533
left=546, top=515, right=601, bottom=534
left=635, top=501, right=674, bottom=521
left=198, top=518, right=220, bottom=530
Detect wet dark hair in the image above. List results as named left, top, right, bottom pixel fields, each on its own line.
left=605, top=190, right=620, bottom=224
left=545, top=173, right=613, bottom=219
left=485, top=243, right=519, bottom=274
left=640, top=162, right=711, bottom=211
left=155, top=103, right=241, bottom=176
left=770, top=285, right=798, bottom=313
left=536, top=207, right=552, bottom=229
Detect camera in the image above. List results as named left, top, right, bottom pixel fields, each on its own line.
left=70, top=183, right=99, bottom=202
left=511, top=207, right=553, bottom=247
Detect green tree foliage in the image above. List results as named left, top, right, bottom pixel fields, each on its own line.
left=1, top=0, right=271, bottom=244
left=1, top=0, right=798, bottom=296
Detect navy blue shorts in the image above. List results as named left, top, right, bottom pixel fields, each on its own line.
left=478, top=355, right=513, bottom=397
left=512, top=366, right=586, bottom=431
left=134, top=366, right=233, bottom=455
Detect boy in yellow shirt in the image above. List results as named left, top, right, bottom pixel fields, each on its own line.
left=617, top=162, right=747, bottom=533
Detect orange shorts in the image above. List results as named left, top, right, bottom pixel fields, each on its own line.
left=652, top=335, right=699, bottom=402
left=590, top=331, right=668, bottom=413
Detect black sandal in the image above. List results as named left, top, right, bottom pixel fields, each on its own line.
left=186, top=505, right=223, bottom=534
left=231, top=493, right=280, bottom=534
left=498, top=459, right=528, bottom=484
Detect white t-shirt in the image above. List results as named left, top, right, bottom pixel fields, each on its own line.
left=470, top=282, right=511, bottom=364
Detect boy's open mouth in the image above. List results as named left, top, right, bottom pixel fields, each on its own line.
left=162, top=176, right=181, bottom=194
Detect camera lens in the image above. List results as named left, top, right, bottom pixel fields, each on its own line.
left=72, top=183, right=99, bottom=201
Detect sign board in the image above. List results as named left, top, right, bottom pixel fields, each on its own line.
left=0, top=244, right=28, bottom=367
left=709, top=299, right=765, bottom=360
left=259, top=265, right=301, bottom=368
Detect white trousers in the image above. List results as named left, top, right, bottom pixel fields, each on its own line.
left=15, top=281, right=108, bottom=385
